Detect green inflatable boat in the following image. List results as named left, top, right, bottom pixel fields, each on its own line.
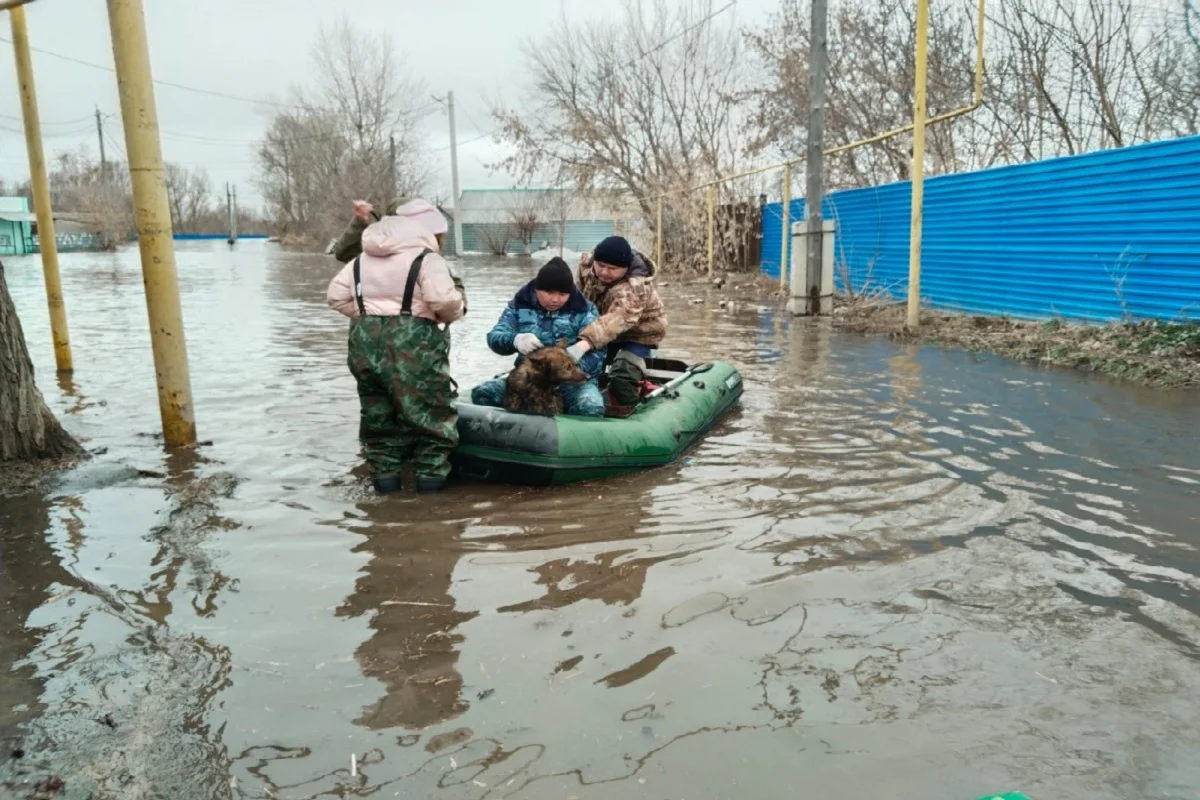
left=451, top=357, right=743, bottom=486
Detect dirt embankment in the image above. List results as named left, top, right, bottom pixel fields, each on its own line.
left=660, top=270, right=1200, bottom=390
left=832, top=300, right=1200, bottom=389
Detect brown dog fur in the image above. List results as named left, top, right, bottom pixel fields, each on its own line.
left=503, top=339, right=589, bottom=416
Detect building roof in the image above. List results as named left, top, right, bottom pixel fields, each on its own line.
left=0, top=210, right=104, bottom=227
left=0, top=211, right=37, bottom=223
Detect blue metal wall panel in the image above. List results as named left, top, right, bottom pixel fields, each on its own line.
left=761, top=134, right=1200, bottom=322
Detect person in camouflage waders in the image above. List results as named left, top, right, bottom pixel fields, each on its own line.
left=327, top=199, right=466, bottom=494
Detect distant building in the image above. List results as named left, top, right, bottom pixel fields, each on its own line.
left=455, top=188, right=643, bottom=255
left=0, top=196, right=34, bottom=256
left=0, top=197, right=107, bottom=254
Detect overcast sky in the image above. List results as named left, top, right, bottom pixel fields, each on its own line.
left=0, top=0, right=776, bottom=211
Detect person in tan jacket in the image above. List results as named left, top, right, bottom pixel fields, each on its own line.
left=326, top=199, right=465, bottom=494
left=564, top=235, right=667, bottom=416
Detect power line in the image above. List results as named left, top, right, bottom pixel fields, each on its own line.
left=432, top=130, right=493, bottom=152
left=0, top=122, right=94, bottom=139
left=0, top=35, right=306, bottom=110
left=0, top=111, right=97, bottom=127
left=634, top=0, right=738, bottom=60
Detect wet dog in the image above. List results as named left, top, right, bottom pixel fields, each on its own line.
left=503, top=339, right=589, bottom=416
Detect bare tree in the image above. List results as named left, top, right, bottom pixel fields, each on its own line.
left=31, top=149, right=135, bottom=247
left=475, top=214, right=516, bottom=256
left=540, top=187, right=575, bottom=255
left=744, top=0, right=979, bottom=189
left=745, top=0, right=1199, bottom=187
left=255, top=16, right=432, bottom=248
left=503, top=190, right=551, bottom=254
left=491, top=0, right=746, bottom=267
left=1, top=263, right=82, bottom=462
left=984, top=0, right=1186, bottom=157
left=164, top=163, right=215, bottom=233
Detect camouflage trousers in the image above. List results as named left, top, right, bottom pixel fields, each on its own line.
left=347, top=316, right=458, bottom=479
left=606, top=342, right=653, bottom=407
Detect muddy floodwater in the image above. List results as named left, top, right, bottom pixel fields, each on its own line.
left=3, top=241, right=1200, bottom=800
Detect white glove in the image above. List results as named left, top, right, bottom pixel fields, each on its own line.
left=514, top=333, right=543, bottom=355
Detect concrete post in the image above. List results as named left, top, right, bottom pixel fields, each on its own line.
left=790, top=220, right=835, bottom=316
left=447, top=91, right=464, bottom=257
left=10, top=4, right=71, bottom=372
left=804, top=0, right=829, bottom=315
left=107, top=0, right=197, bottom=446
left=907, top=0, right=930, bottom=329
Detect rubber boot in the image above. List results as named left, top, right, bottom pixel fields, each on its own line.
left=604, top=404, right=638, bottom=418
left=415, top=474, right=447, bottom=493
left=372, top=473, right=402, bottom=494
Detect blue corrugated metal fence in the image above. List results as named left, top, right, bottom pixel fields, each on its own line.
left=761, top=134, right=1200, bottom=322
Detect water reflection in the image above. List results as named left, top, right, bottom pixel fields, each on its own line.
left=337, top=500, right=476, bottom=731
left=0, top=470, right=239, bottom=799
left=0, top=490, right=79, bottom=745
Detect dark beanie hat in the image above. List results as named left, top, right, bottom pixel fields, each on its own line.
left=535, top=257, right=575, bottom=294
left=592, top=235, right=633, bottom=269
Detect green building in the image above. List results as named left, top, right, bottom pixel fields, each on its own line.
left=0, top=196, right=34, bottom=256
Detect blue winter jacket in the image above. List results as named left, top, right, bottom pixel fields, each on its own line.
left=486, top=280, right=606, bottom=378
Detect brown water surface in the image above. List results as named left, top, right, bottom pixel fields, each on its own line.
left=2, top=242, right=1199, bottom=799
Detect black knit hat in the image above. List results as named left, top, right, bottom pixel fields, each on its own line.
left=535, top=257, right=575, bottom=294
left=592, top=235, right=633, bottom=270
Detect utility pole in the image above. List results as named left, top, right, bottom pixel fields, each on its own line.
left=389, top=133, right=396, bottom=200
left=95, top=106, right=107, bottom=185
left=802, top=0, right=828, bottom=315
left=447, top=90, right=463, bottom=256
left=9, top=3, right=72, bottom=372
left=107, top=0, right=196, bottom=445
left=281, top=140, right=292, bottom=221
left=231, top=184, right=238, bottom=243
left=225, top=182, right=235, bottom=244
left=906, top=0, right=930, bottom=329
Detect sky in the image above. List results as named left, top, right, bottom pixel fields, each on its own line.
left=0, top=0, right=777, bottom=212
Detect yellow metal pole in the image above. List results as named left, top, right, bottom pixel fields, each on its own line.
left=10, top=5, right=71, bottom=373
left=907, top=0, right=929, bottom=330
left=107, top=0, right=196, bottom=445
left=780, top=163, right=791, bottom=290
left=706, top=184, right=715, bottom=276
left=655, top=196, right=663, bottom=269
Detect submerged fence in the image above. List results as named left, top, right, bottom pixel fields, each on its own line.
left=761, top=134, right=1200, bottom=323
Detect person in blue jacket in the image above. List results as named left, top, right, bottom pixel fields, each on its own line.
left=471, top=257, right=606, bottom=416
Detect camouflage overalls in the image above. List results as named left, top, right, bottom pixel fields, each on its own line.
left=347, top=315, right=458, bottom=480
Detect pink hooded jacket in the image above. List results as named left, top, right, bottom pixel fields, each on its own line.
left=326, top=213, right=465, bottom=324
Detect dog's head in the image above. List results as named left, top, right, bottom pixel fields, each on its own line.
left=525, top=338, right=589, bottom=384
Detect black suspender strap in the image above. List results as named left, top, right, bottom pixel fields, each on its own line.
left=400, top=249, right=432, bottom=316
left=353, top=248, right=433, bottom=317
left=352, top=256, right=366, bottom=316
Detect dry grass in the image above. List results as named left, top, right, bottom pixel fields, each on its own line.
left=833, top=296, right=1200, bottom=389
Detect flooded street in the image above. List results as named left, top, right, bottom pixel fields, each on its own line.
left=3, top=241, right=1200, bottom=800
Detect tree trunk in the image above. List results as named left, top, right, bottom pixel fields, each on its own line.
left=0, top=261, right=83, bottom=462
